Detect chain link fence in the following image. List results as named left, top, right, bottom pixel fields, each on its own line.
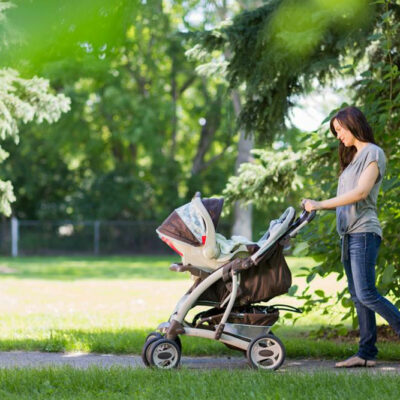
left=0, top=219, right=170, bottom=256
left=0, top=219, right=231, bottom=256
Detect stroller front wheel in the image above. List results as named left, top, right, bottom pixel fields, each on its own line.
left=246, top=334, right=286, bottom=371
left=149, top=338, right=181, bottom=369
left=145, top=331, right=163, bottom=343
left=141, top=333, right=163, bottom=367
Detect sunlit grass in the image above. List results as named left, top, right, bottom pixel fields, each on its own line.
left=0, top=255, right=318, bottom=279
left=0, top=255, right=398, bottom=359
left=0, top=255, right=179, bottom=280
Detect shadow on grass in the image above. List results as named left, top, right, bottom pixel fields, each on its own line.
left=0, top=327, right=399, bottom=360
left=0, top=328, right=237, bottom=357
left=0, top=255, right=186, bottom=280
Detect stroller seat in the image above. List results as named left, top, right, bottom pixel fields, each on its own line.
left=157, top=193, right=296, bottom=272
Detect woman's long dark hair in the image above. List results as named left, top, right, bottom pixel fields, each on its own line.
left=330, top=106, right=376, bottom=173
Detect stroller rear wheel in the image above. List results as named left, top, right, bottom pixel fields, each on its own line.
left=149, top=338, right=181, bottom=369
left=246, top=334, right=285, bottom=371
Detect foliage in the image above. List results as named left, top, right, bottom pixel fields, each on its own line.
left=0, top=68, right=70, bottom=215
left=192, top=0, right=375, bottom=140
left=297, top=0, right=400, bottom=325
left=0, top=69, right=70, bottom=140
left=223, top=0, right=400, bottom=327
left=0, top=1, right=238, bottom=221
left=223, top=148, right=304, bottom=206
left=0, top=2, right=77, bottom=216
left=0, top=0, right=138, bottom=72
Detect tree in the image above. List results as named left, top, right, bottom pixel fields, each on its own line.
left=194, top=0, right=375, bottom=139
left=188, top=0, right=268, bottom=239
left=221, top=0, right=400, bottom=328
left=1, top=0, right=240, bottom=222
left=0, top=0, right=146, bottom=218
left=0, top=3, right=70, bottom=216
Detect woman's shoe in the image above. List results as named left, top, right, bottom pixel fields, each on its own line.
left=335, top=355, right=376, bottom=368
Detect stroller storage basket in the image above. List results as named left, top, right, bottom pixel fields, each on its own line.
left=193, top=306, right=279, bottom=329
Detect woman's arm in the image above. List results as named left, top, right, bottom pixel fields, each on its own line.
left=303, top=161, right=380, bottom=211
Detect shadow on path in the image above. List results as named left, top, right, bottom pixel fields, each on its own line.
left=0, top=351, right=399, bottom=373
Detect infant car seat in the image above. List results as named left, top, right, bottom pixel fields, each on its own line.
left=157, top=193, right=295, bottom=272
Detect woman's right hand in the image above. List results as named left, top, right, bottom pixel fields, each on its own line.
left=301, top=199, right=321, bottom=212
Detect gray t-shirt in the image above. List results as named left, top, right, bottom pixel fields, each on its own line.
left=336, top=143, right=386, bottom=238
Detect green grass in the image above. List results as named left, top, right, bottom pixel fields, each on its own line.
left=2, top=325, right=399, bottom=361
left=0, top=255, right=315, bottom=280
left=0, top=255, right=399, bottom=360
left=0, top=367, right=399, bottom=399
left=0, top=255, right=179, bottom=280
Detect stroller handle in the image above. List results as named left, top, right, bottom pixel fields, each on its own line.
left=286, top=209, right=316, bottom=238
left=250, top=207, right=316, bottom=265
left=299, top=209, right=317, bottom=223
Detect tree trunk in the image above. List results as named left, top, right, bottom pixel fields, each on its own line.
left=191, top=81, right=223, bottom=175
left=170, top=54, right=178, bottom=157
left=209, top=1, right=256, bottom=239
left=191, top=123, right=218, bottom=175
left=231, top=90, right=253, bottom=240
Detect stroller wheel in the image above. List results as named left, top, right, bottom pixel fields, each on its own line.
left=149, top=338, right=181, bottom=369
left=174, top=335, right=182, bottom=351
left=145, top=331, right=163, bottom=343
left=142, top=334, right=162, bottom=367
left=147, top=331, right=182, bottom=351
left=246, top=334, right=285, bottom=371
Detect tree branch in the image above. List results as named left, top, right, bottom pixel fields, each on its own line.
left=179, top=75, right=197, bottom=95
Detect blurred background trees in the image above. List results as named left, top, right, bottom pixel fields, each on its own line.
left=0, top=0, right=243, bottom=224
left=0, top=0, right=399, bottom=321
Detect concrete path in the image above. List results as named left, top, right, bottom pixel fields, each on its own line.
left=0, top=351, right=398, bottom=373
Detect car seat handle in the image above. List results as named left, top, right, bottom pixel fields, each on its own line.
left=192, top=196, right=220, bottom=259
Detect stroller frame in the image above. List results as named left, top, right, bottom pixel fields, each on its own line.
left=143, top=193, right=315, bottom=370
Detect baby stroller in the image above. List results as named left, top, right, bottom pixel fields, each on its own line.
left=142, top=192, right=315, bottom=370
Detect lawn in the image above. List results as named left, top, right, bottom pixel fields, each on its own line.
left=0, top=255, right=399, bottom=360
left=0, top=367, right=399, bottom=400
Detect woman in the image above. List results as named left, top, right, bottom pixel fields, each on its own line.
left=302, top=106, right=400, bottom=368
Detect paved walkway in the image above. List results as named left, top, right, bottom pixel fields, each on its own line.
left=0, top=351, right=398, bottom=373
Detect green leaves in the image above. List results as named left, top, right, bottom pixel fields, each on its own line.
left=0, top=69, right=71, bottom=216
left=0, top=179, right=15, bottom=216
left=223, top=147, right=305, bottom=206
left=293, top=242, right=310, bottom=257
left=288, top=284, right=298, bottom=296
left=0, top=0, right=139, bottom=73
left=381, top=264, right=396, bottom=286
left=341, top=297, right=353, bottom=308
left=1, top=1, right=239, bottom=221
left=194, top=0, right=375, bottom=137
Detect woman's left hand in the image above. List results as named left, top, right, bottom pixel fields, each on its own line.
left=301, top=199, right=321, bottom=212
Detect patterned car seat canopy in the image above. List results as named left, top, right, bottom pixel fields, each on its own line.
left=157, top=198, right=224, bottom=247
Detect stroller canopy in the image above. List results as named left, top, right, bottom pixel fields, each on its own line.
left=157, top=198, right=224, bottom=246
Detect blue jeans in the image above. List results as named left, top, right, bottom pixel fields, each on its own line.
left=342, top=232, right=400, bottom=360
